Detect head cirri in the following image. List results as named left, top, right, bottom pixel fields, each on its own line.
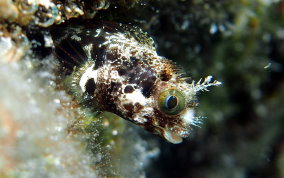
left=51, top=21, right=221, bottom=144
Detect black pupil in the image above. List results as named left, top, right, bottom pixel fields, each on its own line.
left=165, top=96, right=178, bottom=110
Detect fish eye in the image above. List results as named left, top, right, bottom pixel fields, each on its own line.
left=158, top=89, right=186, bottom=115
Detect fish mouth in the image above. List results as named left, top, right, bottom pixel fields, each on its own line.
left=159, top=110, right=194, bottom=144
left=153, top=124, right=183, bottom=144
left=162, top=128, right=183, bottom=144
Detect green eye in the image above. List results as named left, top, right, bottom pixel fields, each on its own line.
left=158, top=89, right=186, bottom=115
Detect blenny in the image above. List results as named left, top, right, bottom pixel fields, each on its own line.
left=52, top=21, right=221, bottom=144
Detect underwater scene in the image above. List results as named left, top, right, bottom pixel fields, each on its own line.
left=0, top=0, right=283, bottom=177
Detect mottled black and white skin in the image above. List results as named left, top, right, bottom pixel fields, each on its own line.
left=52, top=21, right=221, bottom=144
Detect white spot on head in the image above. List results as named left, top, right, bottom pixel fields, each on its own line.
left=79, top=64, right=97, bottom=92
left=116, top=86, right=153, bottom=124
left=181, top=108, right=203, bottom=127
left=181, top=108, right=195, bottom=125
left=124, top=89, right=147, bottom=105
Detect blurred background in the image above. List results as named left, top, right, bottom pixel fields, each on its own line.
left=0, top=0, right=283, bottom=177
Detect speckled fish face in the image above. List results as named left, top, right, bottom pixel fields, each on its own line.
left=52, top=21, right=221, bottom=144
left=111, top=61, right=218, bottom=144
left=118, top=83, right=197, bottom=144
left=145, top=80, right=199, bottom=144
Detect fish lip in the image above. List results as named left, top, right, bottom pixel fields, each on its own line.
left=162, top=128, right=183, bottom=144
left=152, top=115, right=191, bottom=144
left=153, top=124, right=184, bottom=144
